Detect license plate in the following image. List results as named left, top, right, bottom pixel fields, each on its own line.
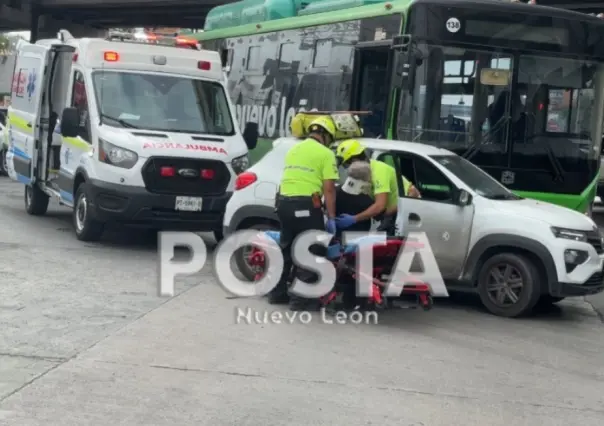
left=175, top=196, right=203, bottom=212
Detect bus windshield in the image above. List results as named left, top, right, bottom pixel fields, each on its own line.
left=396, top=43, right=604, bottom=192
left=93, top=71, right=234, bottom=135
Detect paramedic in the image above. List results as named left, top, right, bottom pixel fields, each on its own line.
left=334, top=139, right=398, bottom=231
left=269, top=116, right=339, bottom=310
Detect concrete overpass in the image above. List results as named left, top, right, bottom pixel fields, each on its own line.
left=0, top=0, right=225, bottom=41
left=1, top=0, right=604, bottom=42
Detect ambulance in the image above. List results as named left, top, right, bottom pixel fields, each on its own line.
left=5, top=30, right=257, bottom=241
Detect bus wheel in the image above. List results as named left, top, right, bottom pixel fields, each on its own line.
left=477, top=253, right=541, bottom=318
left=25, top=184, right=49, bottom=216
left=73, top=183, right=104, bottom=242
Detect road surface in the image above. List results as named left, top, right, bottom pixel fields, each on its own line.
left=0, top=178, right=603, bottom=425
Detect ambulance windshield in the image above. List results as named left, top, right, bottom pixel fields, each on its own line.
left=92, top=71, right=234, bottom=135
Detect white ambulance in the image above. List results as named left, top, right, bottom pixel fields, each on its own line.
left=5, top=31, right=257, bottom=241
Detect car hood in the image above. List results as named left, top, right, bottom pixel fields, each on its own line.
left=491, top=198, right=595, bottom=230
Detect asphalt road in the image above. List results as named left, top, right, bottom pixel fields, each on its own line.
left=0, top=178, right=603, bottom=425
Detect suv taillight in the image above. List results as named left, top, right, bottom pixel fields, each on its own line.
left=235, top=172, right=257, bottom=190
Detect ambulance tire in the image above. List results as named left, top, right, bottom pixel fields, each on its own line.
left=73, top=183, right=104, bottom=242
left=25, top=184, right=49, bottom=216
left=0, top=149, right=7, bottom=176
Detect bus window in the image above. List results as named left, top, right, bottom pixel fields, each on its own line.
left=313, top=39, right=332, bottom=68
left=278, top=43, right=296, bottom=69
left=246, top=46, right=261, bottom=71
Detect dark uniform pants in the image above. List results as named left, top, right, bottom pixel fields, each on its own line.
left=377, top=213, right=397, bottom=235
left=272, top=195, right=328, bottom=305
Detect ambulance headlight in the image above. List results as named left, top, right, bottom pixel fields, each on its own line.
left=231, top=154, right=250, bottom=174
left=99, top=139, right=138, bottom=169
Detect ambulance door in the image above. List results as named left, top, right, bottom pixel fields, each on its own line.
left=58, top=67, right=92, bottom=204
left=6, top=44, right=52, bottom=184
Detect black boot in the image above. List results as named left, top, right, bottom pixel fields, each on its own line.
left=268, top=289, right=289, bottom=304
left=289, top=295, right=321, bottom=311
left=268, top=279, right=289, bottom=304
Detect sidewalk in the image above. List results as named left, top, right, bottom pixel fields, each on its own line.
left=1, top=281, right=603, bottom=426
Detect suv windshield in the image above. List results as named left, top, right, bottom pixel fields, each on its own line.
left=92, top=71, right=234, bottom=135
left=431, top=154, right=518, bottom=199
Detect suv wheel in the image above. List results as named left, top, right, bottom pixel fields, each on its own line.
left=235, top=222, right=279, bottom=281
left=477, top=253, right=541, bottom=318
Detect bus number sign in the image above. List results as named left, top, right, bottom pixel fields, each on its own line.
left=446, top=17, right=461, bottom=33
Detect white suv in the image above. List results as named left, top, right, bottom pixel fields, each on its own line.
left=224, top=137, right=604, bottom=317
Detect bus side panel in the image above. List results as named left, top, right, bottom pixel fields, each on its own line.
left=211, top=15, right=401, bottom=164
left=220, top=23, right=353, bottom=164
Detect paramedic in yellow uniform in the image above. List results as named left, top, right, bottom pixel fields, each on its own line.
left=334, top=139, right=400, bottom=232
left=269, top=116, right=339, bottom=310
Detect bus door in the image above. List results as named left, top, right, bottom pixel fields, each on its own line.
left=350, top=41, right=392, bottom=137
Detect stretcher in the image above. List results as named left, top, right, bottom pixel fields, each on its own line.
left=247, top=230, right=434, bottom=311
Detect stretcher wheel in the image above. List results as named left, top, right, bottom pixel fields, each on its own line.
left=419, top=294, right=433, bottom=311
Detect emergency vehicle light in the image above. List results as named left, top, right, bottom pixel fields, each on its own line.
left=72, top=53, right=78, bottom=62
left=201, top=169, right=215, bottom=179
left=160, top=166, right=175, bottom=177
left=104, top=51, right=119, bottom=62
left=198, top=60, right=211, bottom=70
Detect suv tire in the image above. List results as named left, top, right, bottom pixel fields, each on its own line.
left=235, top=222, right=279, bottom=281
left=477, top=252, right=541, bottom=318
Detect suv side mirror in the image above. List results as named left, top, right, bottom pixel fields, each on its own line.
left=60, top=107, right=79, bottom=138
left=243, top=122, right=258, bottom=150
left=456, top=189, right=473, bottom=206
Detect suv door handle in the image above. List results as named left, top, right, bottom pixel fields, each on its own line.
left=26, top=122, right=32, bottom=127
left=408, top=213, right=420, bottom=222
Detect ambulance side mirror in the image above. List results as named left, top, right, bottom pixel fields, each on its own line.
left=243, top=122, right=258, bottom=150
left=60, top=107, right=79, bottom=138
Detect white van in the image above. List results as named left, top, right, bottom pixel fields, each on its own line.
left=5, top=32, right=258, bottom=241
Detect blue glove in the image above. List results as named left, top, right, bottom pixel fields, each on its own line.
left=336, top=214, right=357, bottom=229
left=326, top=218, right=336, bottom=234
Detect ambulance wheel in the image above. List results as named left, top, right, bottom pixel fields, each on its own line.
left=0, top=149, right=7, bottom=176
left=25, top=185, right=49, bottom=216
left=73, top=183, right=104, bottom=242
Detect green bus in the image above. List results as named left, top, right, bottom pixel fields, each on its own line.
left=195, top=0, right=604, bottom=213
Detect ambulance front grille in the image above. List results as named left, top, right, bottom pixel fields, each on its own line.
left=141, top=157, right=230, bottom=196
